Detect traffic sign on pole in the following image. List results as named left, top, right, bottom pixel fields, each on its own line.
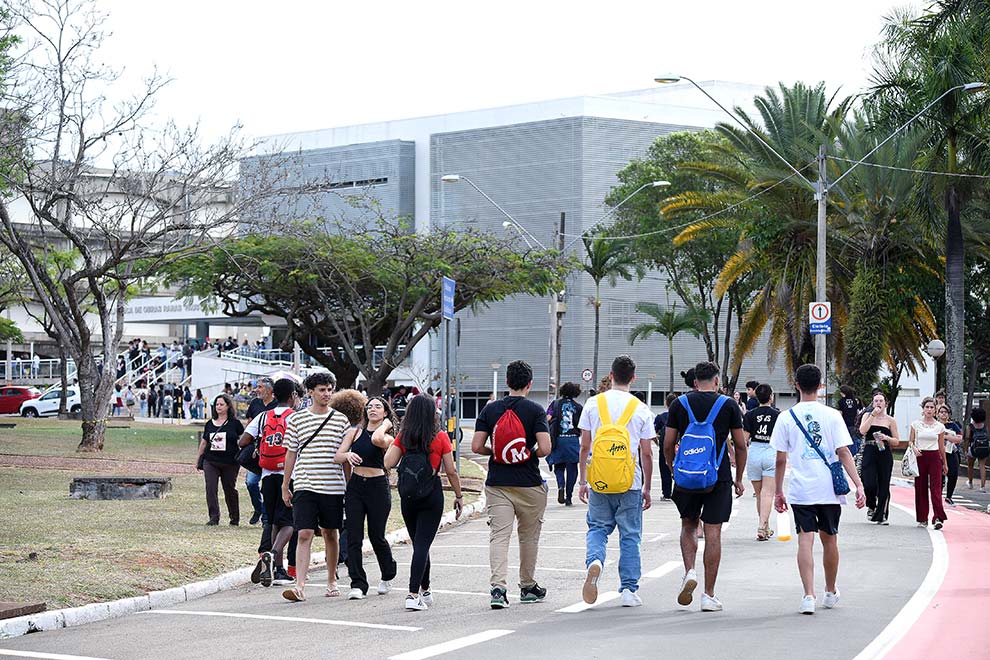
left=581, top=369, right=593, bottom=383
left=442, top=277, right=455, bottom=321
left=809, top=301, right=832, bottom=335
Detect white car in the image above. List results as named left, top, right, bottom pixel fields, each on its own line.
left=20, top=387, right=82, bottom=417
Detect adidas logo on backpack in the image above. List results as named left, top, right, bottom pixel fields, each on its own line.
left=673, top=394, right=729, bottom=493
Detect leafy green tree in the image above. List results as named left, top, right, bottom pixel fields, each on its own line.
left=628, top=301, right=710, bottom=393
left=868, top=0, right=990, bottom=417
left=171, top=219, right=570, bottom=395
left=581, top=232, right=644, bottom=385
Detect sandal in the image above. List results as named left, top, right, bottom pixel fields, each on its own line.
left=756, top=528, right=769, bottom=541
left=282, top=587, right=306, bottom=602
left=325, top=584, right=341, bottom=598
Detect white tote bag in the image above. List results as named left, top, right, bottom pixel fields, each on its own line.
left=901, top=448, right=920, bottom=478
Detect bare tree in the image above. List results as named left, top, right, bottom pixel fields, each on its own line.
left=0, top=1, right=310, bottom=450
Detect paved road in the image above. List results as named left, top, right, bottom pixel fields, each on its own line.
left=0, top=474, right=938, bottom=660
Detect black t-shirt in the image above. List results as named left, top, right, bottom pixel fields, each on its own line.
left=666, top=391, right=743, bottom=482
left=475, top=396, right=550, bottom=487
left=743, top=405, right=780, bottom=443
left=202, top=418, right=246, bottom=464
left=837, top=396, right=861, bottom=428
left=246, top=397, right=277, bottom=422
left=745, top=396, right=759, bottom=411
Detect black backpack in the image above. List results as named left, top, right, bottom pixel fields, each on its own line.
left=971, top=425, right=990, bottom=459
left=397, top=448, right=438, bottom=500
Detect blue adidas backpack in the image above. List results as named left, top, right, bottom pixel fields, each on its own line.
left=673, top=394, right=729, bottom=492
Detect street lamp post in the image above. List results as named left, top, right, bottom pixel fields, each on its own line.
left=657, top=75, right=988, bottom=393
left=442, top=174, right=667, bottom=400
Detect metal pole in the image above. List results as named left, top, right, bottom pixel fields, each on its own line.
left=815, top=144, right=828, bottom=398
left=554, top=212, right=565, bottom=395
left=492, top=368, right=498, bottom=400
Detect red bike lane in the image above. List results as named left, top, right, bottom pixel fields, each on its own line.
left=858, top=483, right=990, bottom=659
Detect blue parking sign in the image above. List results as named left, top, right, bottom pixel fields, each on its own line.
left=442, top=277, right=455, bottom=321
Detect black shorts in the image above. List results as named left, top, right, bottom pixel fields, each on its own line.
left=672, top=480, right=732, bottom=524
left=261, top=473, right=294, bottom=528
left=291, top=490, right=344, bottom=532
left=792, top=503, right=841, bottom=535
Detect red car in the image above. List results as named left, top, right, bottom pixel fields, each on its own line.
left=0, top=386, right=42, bottom=415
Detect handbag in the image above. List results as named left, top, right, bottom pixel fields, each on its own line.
left=901, top=447, right=920, bottom=478
left=789, top=409, right=851, bottom=496
left=236, top=441, right=261, bottom=475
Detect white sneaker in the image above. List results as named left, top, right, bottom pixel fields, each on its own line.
left=800, top=595, right=816, bottom=615
left=700, top=593, right=722, bottom=612
left=823, top=590, right=840, bottom=609
left=582, top=559, right=603, bottom=604
left=420, top=590, right=434, bottom=606
left=677, top=569, right=698, bottom=606
left=620, top=589, right=642, bottom=607
left=378, top=580, right=392, bottom=595
left=348, top=588, right=365, bottom=600
left=405, top=594, right=428, bottom=611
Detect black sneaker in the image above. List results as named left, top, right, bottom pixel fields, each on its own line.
left=249, top=511, right=262, bottom=525
left=520, top=583, right=546, bottom=603
left=564, top=499, right=573, bottom=507
left=557, top=490, right=565, bottom=504
left=490, top=586, right=509, bottom=609
left=272, top=567, right=295, bottom=586
left=251, top=554, right=265, bottom=584
left=259, top=552, right=273, bottom=587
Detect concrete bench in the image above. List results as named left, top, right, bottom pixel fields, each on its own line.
left=69, top=476, right=173, bottom=500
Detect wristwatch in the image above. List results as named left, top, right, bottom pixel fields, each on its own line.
left=578, top=480, right=588, bottom=486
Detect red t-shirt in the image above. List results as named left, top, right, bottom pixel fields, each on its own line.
left=393, top=432, right=452, bottom=471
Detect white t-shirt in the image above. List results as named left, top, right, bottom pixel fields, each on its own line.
left=246, top=406, right=293, bottom=477
left=770, top=401, right=852, bottom=505
left=577, top=390, right=655, bottom=491
left=911, top=420, right=945, bottom=452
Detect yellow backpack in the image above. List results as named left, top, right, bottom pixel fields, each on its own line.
left=587, top=395, right=640, bottom=493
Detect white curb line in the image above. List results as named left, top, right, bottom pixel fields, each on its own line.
left=0, top=468, right=487, bottom=640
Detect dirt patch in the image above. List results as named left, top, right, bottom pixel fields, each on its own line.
left=0, top=453, right=195, bottom=475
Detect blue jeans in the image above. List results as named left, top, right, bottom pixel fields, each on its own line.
left=586, top=489, right=643, bottom=592
left=245, top=470, right=266, bottom=523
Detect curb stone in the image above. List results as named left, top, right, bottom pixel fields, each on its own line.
left=0, top=461, right=488, bottom=640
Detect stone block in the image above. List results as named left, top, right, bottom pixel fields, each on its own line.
left=183, top=580, right=219, bottom=601
left=148, top=587, right=186, bottom=609
left=69, top=476, right=172, bottom=500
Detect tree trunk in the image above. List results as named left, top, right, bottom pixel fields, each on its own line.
left=841, top=265, right=887, bottom=399
left=945, top=184, right=965, bottom=424
left=964, top=355, right=979, bottom=427
left=76, top=353, right=114, bottom=452
left=721, top=298, right=734, bottom=388
left=363, top=365, right=396, bottom=398
left=592, top=282, right=601, bottom=388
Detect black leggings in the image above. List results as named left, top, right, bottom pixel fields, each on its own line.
left=945, top=451, right=960, bottom=500
left=861, top=444, right=893, bottom=522
left=400, top=481, right=444, bottom=595
left=345, top=475, right=397, bottom=594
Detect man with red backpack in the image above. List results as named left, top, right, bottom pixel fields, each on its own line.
left=472, top=360, right=552, bottom=609
left=239, top=378, right=297, bottom=587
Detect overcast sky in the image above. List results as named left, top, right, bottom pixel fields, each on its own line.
left=92, top=0, right=914, bottom=142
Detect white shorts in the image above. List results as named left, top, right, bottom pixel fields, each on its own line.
left=747, top=442, right=776, bottom=481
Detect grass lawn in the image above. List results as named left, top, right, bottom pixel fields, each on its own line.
left=0, top=418, right=481, bottom=609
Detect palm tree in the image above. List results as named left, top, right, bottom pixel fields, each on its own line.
left=628, top=301, right=710, bottom=393
left=868, top=1, right=990, bottom=416
left=582, top=232, right=645, bottom=385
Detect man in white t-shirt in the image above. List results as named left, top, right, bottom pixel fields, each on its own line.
left=577, top=355, right=655, bottom=608
left=771, top=364, right=865, bottom=616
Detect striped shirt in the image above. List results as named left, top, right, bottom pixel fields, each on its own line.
left=284, top=408, right=347, bottom=495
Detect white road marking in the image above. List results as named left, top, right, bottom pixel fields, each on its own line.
left=436, top=530, right=588, bottom=535
left=141, top=610, right=420, bottom=631
left=0, top=652, right=112, bottom=660
left=556, top=591, right=621, bottom=612
left=643, top=561, right=681, bottom=579
left=645, top=533, right=668, bottom=543
left=428, top=544, right=602, bottom=550
left=851, top=502, right=949, bottom=660
left=388, top=629, right=514, bottom=660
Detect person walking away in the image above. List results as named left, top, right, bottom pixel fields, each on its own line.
left=472, top=359, right=551, bottom=609
left=280, top=372, right=348, bottom=601
left=578, top=355, right=655, bottom=608
left=653, top=394, right=676, bottom=501
left=744, top=384, right=779, bottom=540
left=909, top=397, right=948, bottom=529
left=182, top=386, right=192, bottom=420
left=546, top=382, right=583, bottom=506
left=771, top=364, right=866, bottom=615
left=195, top=394, right=245, bottom=525
left=112, top=385, right=124, bottom=417
left=193, top=389, right=205, bottom=420
left=244, top=377, right=276, bottom=526
left=385, top=394, right=464, bottom=610
left=124, top=386, right=136, bottom=416
left=858, top=391, right=899, bottom=524
left=965, top=407, right=989, bottom=491
left=240, top=378, right=297, bottom=587
left=937, top=404, right=963, bottom=504
left=663, top=361, right=747, bottom=612
left=147, top=384, right=158, bottom=419
left=335, top=394, right=400, bottom=600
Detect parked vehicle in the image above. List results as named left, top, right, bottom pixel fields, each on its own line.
left=20, top=388, right=81, bottom=418
left=0, top=386, right=42, bottom=415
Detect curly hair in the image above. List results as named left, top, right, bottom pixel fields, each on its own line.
left=330, top=389, right=368, bottom=426
left=362, top=395, right=398, bottom=430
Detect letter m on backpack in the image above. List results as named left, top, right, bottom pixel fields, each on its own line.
left=491, top=402, right=531, bottom=464
left=587, top=395, right=639, bottom=493
left=258, top=409, right=293, bottom=471
left=673, top=394, right=729, bottom=492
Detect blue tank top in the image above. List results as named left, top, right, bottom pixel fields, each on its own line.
left=351, top=428, right=385, bottom=470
